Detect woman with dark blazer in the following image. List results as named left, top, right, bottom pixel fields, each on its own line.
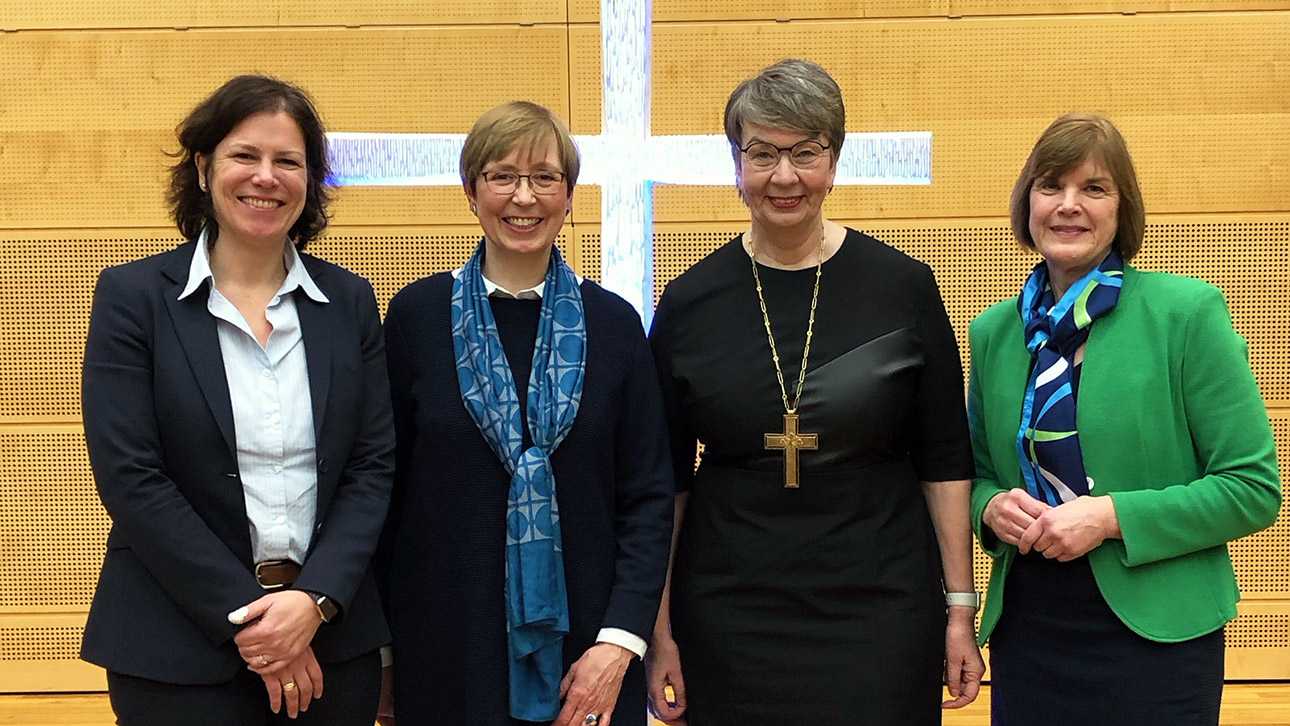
left=968, top=113, right=1281, bottom=725
left=80, top=75, right=395, bottom=725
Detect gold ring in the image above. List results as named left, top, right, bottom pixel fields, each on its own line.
left=283, top=682, right=296, bottom=692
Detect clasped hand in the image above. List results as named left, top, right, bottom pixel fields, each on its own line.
left=984, top=489, right=1120, bottom=561
left=228, top=589, right=325, bottom=717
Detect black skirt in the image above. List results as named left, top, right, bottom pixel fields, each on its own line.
left=989, top=552, right=1225, bottom=726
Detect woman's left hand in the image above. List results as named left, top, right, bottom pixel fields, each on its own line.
left=231, top=590, right=323, bottom=674
left=553, top=642, right=634, bottom=726
left=1019, top=495, right=1121, bottom=561
left=941, top=609, right=984, bottom=709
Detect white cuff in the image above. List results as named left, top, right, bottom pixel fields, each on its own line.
left=596, top=628, right=648, bottom=659
left=380, top=645, right=393, bottom=667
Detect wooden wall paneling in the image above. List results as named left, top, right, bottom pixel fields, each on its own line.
left=653, top=114, right=1290, bottom=223
left=0, top=27, right=570, bottom=229
left=571, top=0, right=1290, bottom=22
left=0, top=0, right=568, bottom=31
left=0, top=427, right=108, bottom=611
left=649, top=215, right=1290, bottom=403
left=567, top=24, right=605, bottom=223
left=0, top=614, right=106, bottom=692
left=0, top=231, right=180, bottom=422
left=649, top=16, right=1290, bottom=220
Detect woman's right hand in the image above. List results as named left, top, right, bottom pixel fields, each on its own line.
left=983, top=489, right=1051, bottom=548
left=646, top=633, right=688, bottom=725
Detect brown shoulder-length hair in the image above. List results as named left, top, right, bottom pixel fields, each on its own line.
left=1009, top=113, right=1145, bottom=261
left=167, top=74, right=332, bottom=249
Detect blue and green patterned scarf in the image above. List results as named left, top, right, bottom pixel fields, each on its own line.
left=1015, top=251, right=1123, bottom=506
left=452, top=241, right=586, bottom=721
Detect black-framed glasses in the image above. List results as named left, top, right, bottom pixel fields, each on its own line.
left=739, top=140, right=831, bottom=171
left=480, top=170, right=567, bottom=195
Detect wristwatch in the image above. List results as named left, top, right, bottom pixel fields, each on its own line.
left=945, top=591, right=981, bottom=611
left=307, top=592, right=338, bottom=623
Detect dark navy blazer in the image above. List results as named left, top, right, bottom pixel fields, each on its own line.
left=80, top=240, right=395, bottom=684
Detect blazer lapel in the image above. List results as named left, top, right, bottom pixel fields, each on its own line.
left=296, top=261, right=332, bottom=445
left=160, top=243, right=237, bottom=455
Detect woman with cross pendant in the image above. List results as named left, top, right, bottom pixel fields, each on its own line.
left=646, top=59, right=984, bottom=725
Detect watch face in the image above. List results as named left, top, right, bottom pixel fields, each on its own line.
left=316, top=596, right=338, bottom=622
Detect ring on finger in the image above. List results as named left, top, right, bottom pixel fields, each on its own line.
left=283, top=681, right=297, bottom=692
left=259, top=654, right=269, bottom=666
left=584, top=714, right=600, bottom=726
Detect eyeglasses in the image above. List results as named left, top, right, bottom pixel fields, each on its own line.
left=739, top=140, right=831, bottom=171
left=480, top=170, right=567, bottom=195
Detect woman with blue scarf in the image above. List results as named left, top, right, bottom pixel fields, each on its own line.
left=376, top=101, right=674, bottom=726
left=968, top=113, right=1281, bottom=725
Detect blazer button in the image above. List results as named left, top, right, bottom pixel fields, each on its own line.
left=318, top=458, right=329, bottom=473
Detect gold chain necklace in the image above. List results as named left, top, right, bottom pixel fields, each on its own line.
left=747, top=226, right=824, bottom=488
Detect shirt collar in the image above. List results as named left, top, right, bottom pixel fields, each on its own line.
left=483, top=276, right=545, bottom=300
left=178, top=230, right=329, bottom=304
left=450, top=267, right=546, bottom=300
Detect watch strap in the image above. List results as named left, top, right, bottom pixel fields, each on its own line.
left=945, top=591, right=981, bottom=611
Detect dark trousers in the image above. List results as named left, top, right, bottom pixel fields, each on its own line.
left=107, top=650, right=381, bottom=726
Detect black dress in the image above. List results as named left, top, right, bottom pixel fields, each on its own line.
left=649, top=230, right=975, bottom=726
left=379, top=273, right=674, bottom=726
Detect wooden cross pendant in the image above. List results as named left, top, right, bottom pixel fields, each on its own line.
left=764, top=413, right=818, bottom=489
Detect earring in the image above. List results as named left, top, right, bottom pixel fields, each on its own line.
left=565, top=209, right=571, bottom=217
left=199, top=179, right=207, bottom=192
left=470, top=204, right=477, bottom=216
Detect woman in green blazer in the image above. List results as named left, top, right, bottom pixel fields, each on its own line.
left=968, top=113, right=1280, bottom=726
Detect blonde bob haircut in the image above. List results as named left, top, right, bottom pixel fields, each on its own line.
left=460, top=101, right=580, bottom=195
left=1009, top=112, right=1146, bottom=261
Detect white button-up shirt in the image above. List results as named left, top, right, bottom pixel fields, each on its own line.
left=178, top=232, right=328, bottom=565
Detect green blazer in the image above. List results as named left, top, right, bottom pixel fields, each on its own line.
left=968, top=265, right=1280, bottom=644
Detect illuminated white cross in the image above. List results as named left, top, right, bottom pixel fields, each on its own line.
left=326, top=0, right=931, bottom=325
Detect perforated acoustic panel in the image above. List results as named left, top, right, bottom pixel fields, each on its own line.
left=0, top=27, right=569, bottom=229
left=1235, top=412, right=1290, bottom=596
left=650, top=216, right=1290, bottom=404
left=0, top=430, right=108, bottom=610
left=0, top=232, right=179, bottom=421
left=643, top=15, right=1290, bottom=222
left=0, top=228, right=602, bottom=420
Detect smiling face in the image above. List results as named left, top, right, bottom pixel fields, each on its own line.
left=736, top=122, right=836, bottom=234
left=1028, top=157, right=1120, bottom=288
left=465, top=137, right=570, bottom=262
left=195, top=110, right=307, bottom=250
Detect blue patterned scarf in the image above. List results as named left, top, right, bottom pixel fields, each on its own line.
left=1015, top=251, right=1123, bottom=506
left=452, top=241, right=586, bottom=721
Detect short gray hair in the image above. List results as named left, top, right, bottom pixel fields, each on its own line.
left=724, top=59, right=846, bottom=164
